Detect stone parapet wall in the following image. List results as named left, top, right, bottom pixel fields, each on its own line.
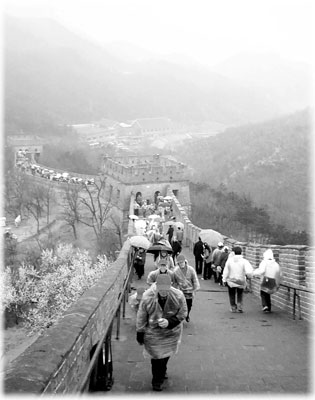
left=4, top=242, right=132, bottom=394
left=170, top=196, right=315, bottom=321
left=103, top=154, right=188, bottom=184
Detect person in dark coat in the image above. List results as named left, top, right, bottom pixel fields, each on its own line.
left=193, top=237, right=204, bottom=275
left=133, top=247, right=146, bottom=279
left=202, top=243, right=212, bottom=280
left=171, top=239, right=182, bottom=261
left=166, top=224, right=174, bottom=243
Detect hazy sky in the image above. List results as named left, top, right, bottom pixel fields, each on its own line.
left=3, top=0, right=314, bottom=66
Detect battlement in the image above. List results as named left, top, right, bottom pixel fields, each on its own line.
left=102, top=154, right=188, bottom=184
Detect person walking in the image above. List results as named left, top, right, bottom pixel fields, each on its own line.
left=252, top=249, right=282, bottom=313
left=202, top=243, right=212, bottom=280
left=133, top=247, right=146, bottom=280
left=212, top=242, right=224, bottom=283
left=217, top=246, right=229, bottom=285
left=166, top=224, right=174, bottom=244
left=171, top=239, right=182, bottom=262
left=174, top=227, right=184, bottom=245
left=193, top=237, right=204, bottom=275
left=136, top=274, right=187, bottom=392
left=222, top=246, right=253, bottom=313
left=173, top=254, right=200, bottom=322
left=147, top=258, right=175, bottom=286
left=158, top=249, right=175, bottom=271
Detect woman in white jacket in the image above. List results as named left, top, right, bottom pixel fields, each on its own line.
left=253, top=249, right=281, bottom=313
left=222, top=246, right=253, bottom=313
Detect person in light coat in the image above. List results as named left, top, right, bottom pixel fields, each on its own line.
left=212, top=242, right=224, bottom=282
left=173, top=254, right=200, bottom=322
left=136, top=274, right=187, bottom=391
left=253, top=249, right=282, bottom=313
left=222, top=246, right=253, bottom=313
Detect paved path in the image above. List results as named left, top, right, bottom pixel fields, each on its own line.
left=109, top=246, right=313, bottom=395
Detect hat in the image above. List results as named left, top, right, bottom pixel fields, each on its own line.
left=136, top=287, right=146, bottom=300
left=263, top=249, right=274, bottom=260
left=156, top=274, right=171, bottom=290
left=177, top=254, right=185, bottom=263
left=218, top=242, right=224, bottom=247
left=223, top=246, right=229, bottom=252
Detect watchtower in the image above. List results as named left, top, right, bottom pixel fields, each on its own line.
left=102, top=153, right=191, bottom=218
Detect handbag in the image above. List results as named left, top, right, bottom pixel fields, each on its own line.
left=261, top=276, right=277, bottom=293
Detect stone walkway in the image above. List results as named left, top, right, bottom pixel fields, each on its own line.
left=109, top=247, right=313, bottom=395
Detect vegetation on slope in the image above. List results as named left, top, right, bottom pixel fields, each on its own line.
left=190, top=182, right=310, bottom=246
left=177, top=109, right=312, bottom=234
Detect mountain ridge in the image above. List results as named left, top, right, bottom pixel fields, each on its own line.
left=4, top=15, right=311, bottom=131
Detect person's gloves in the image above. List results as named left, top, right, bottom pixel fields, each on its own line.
left=136, top=332, right=145, bottom=345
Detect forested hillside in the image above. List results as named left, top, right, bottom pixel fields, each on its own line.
left=190, top=182, right=309, bottom=245
left=177, top=109, right=312, bottom=234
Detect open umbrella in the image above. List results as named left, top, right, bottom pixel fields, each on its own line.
left=157, top=238, right=172, bottom=248
left=175, top=221, right=184, bottom=230
left=129, top=235, right=151, bottom=250
left=129, top=214, right=139, bottom=220
left=199, top=229, right=224, bottom=248
left=148, top=214, right=161, bottom=220
left=164, top=220, right=175, bottom=226
left=147, top=243, right=173, bottom=255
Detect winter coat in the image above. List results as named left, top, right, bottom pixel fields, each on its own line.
left=212, top=248, right=222, bottom=266
left=204, top=247, right=212, bottom=264
left=133, top=249, right=146, bottom=266
left=147, top=269, right=175, bottom=286
left=222, top=254, right=253, bottom=289
left=171, top=240, right=182, bottom=255
left=253, top=259, right=281, bottom=294
left=166, top=226, right=174, bottom=242
left=219, top=251, right=229, bottom=268
left=193, top=240, right=204, bottom=258
left=173, top=264, right=200, bottom=299
left=136, top=284, right=187, bottom=359
left=175, top=229, right=183, bottom=242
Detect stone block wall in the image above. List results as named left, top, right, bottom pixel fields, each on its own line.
left=4, top=242, right=132, bottom=394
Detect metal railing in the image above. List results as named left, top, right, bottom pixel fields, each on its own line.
left=279, top=283, right=315, bottom=320
left=79, top=249, right=135, bottom=393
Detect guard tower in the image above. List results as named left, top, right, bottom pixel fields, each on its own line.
left=102, top=153, right=191, bottom=217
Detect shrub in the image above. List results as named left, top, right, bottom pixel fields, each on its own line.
left=1, top=244, right=110, bottom=334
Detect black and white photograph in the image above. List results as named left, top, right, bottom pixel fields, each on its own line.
left=1, top=0, right=314, bottom=396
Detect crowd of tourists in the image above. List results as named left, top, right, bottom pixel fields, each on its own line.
left=128, top=193, right=282, bottom=392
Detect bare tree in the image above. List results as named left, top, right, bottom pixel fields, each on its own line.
left=78, top=176, right=113, bottom=254
left=5, top=169, right=29, bottom=219
left=110, top=214, right=124, bottom=249
left=42, top=181, right=56, bottom=224
left=62, top=183, right=82, bottom=240
left=24, top=184, right=46, bottom=233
